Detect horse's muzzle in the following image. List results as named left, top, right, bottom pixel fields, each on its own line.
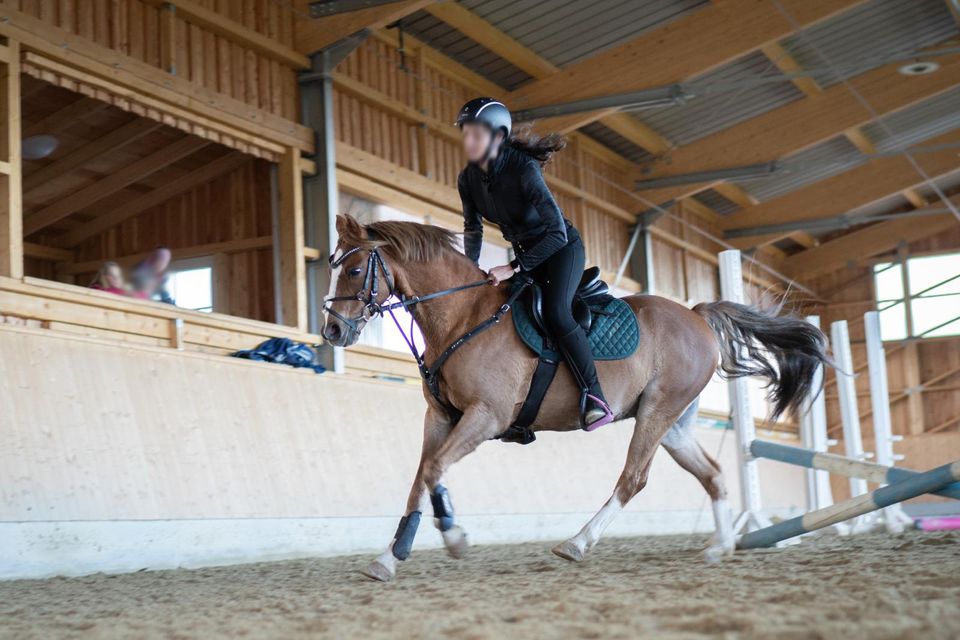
left=322, top=319, right=362, bottom=347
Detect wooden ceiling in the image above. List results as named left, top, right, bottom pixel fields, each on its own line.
left=395, top=0, right=960, bottom=277
left=21, top=75, right=248, bottom=250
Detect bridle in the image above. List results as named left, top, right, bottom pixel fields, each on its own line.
left=323, top=244, right=396, bottom=335
left=323, top=240, right=530, bottom=421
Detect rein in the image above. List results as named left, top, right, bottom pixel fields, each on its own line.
left=325, top=243, right=529, bottom=419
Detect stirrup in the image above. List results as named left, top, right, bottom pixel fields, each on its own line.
left=580, top=393, right=614, bottom=432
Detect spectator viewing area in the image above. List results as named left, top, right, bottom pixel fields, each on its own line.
left=1, top=1, right=959, bottom=638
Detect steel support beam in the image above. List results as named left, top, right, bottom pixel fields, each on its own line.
left=512, top=85, right=690, bottom=123
left=309, top=0, right=402, bottom=18
left=724, top=206, right=955, bottom=240
left=300, top=31, right=367, bottom=372
left=636, top=162, right=780, bottom=191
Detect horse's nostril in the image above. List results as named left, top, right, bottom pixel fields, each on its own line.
left=324, top=323, right=342, bottom=341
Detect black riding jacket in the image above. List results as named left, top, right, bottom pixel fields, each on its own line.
left=458, top=145, right=577, bottom=272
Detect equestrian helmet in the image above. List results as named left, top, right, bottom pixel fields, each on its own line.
left=455, top=97, right=512, bottom=139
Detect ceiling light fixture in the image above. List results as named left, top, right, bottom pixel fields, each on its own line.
left=22, top=134, right=59, bottom=160
left=898, top=61, right=939, bottom=76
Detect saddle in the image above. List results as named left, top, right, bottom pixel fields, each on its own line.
left=497, top=268, right=640, bottom=446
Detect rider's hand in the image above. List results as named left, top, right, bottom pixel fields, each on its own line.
left=486, top=264, right=516, bottom=286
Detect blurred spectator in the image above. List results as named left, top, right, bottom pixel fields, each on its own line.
left=89, top=261, right=127, bottom=296
left=130, top=247, right=176, bottom=304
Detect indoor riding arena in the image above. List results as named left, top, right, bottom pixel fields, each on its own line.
left=2, top=1, right=959, bottom=639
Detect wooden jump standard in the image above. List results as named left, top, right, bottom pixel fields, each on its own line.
left=737, top=456, right=960, bottom=549
left=750, top=440, right=960, bottom=501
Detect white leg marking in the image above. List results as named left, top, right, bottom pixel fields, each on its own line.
left=704, top=498, right=735, bottom=563
left=441, top=525, right=469, bottom=559
left=362, top=546, right=398, bottom=582
left=553, top=495, right=623, bottom=562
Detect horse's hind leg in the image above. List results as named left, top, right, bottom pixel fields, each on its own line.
left=552, top=381, right=688, bottom=563
left=660, top=398, right=735, bottom=562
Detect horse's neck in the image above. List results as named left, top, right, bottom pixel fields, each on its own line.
left=395, top=256, right=503, bottom=353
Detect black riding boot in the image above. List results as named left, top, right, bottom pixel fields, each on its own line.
left=556, top=326, right=613, bottom=430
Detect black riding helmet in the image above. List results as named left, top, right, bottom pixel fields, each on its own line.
left=455, top=97, right=512, bottom=139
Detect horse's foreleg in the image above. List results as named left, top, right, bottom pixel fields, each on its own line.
left=422, top=403, right=500, bottom=559
left=661, top=399, right=734, bottom=562
left=363, top=407, right=452, bottom=582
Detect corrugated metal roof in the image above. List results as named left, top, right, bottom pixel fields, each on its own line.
left=863, top=86, right=960, bottom=153
left=692, top=189, right=741, bottom=216
left=401, top=11, right=534, bottom=90
left=781, top=0, right=958, bottom=88
left=579, top=122, right=655, bottom=164
left=738, top=84, right=960, bottom=204
left=631, top=51, right=806, bottom=147
left=459, top=0, right=709, bottom=68
left=739, top=136, right=868, bottom=202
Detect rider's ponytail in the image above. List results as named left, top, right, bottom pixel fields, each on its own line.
left=509, top=124, right=566, bottom=166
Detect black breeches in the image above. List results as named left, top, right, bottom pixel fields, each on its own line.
left=530, top=238, right=602, bottom=397
left=531, top=238, right=585, bottom=335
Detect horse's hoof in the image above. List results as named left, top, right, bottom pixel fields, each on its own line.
left=442, top=525, right=469, bottom=559
left=552, top=540, right=585, bottom=562
left=703, top=543, right=734, bottom=564
left=362, top=559, right=395, bottom=582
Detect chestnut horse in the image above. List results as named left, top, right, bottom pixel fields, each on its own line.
left=322, top=215, right=828, bottom=582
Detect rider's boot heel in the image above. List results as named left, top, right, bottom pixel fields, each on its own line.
left=583, top=394, right=614, bottom=431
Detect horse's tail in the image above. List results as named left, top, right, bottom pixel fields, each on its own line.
left=693, top=300, right=831, bottom=421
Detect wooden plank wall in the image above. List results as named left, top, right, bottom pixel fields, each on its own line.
left=67, top=159, right=276, bottom=323
left=4, top=0, right=298, bottom=120
left=806, top=224, right=960, bottom=437
left=333, top=35, right=632, bottom=276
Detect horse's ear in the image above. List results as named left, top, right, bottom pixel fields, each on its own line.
left=335, top=214, right=362, bottom=238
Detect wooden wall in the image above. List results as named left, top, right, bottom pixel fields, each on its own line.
left=3, top=0, right=299, bottom=120
left=66, top=158, right=276, bottom=323
left=332, top=34, right=633, bottom=276
left=806, top=224, right=960, bottom=437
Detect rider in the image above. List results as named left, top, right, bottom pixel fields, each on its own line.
left=455, top=97, right=614, bottom=431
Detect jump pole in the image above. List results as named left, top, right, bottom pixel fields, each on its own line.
left=799, top=316, right=836, bottom=513
left=718, top=250, right=772, bottom=534
left=864, top=311, right=914, bottom=532
left=750, top=440, right=960, bottom=501
left=830, top=319, right=879, bottom=533
left=737, top=460, right=960, bottom=549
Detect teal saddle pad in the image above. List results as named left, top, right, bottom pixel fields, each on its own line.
left=511, top=297, right=640, bottom=361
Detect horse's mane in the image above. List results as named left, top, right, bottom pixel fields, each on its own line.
left=341, top=219, right=465, bottom=263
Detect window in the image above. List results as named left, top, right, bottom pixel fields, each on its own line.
left=165, top=260, right=214, bottom=312
left=874, top=252, right=960, bottom=341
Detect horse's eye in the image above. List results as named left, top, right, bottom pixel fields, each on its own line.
left=348, top=267, right=363, bottom=277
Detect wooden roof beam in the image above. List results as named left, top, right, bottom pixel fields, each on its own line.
left=760, top=41, right=822, bottom=97
left=58, top=152, right=250, bottom=248
left=637, top=52, right=960, bottom=203
left=141, top=0, right=310, bottom=69
left=24, top=118, right=162, bottom=193
left=506, top=0, right=869, bottom=133
left=782, top=201, right=960, bottom=279
left=22, top=97, right=109, bottom=139
left=719, top=129, right=960, bottom=234
left=24, top=136, right=209, bottom=236
left=294, top=0, right=436, bottom=55
left=424, top=2, right=672, bottom=155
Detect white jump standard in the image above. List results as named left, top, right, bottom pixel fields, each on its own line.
left=737, top=460, right=960, bottom=549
